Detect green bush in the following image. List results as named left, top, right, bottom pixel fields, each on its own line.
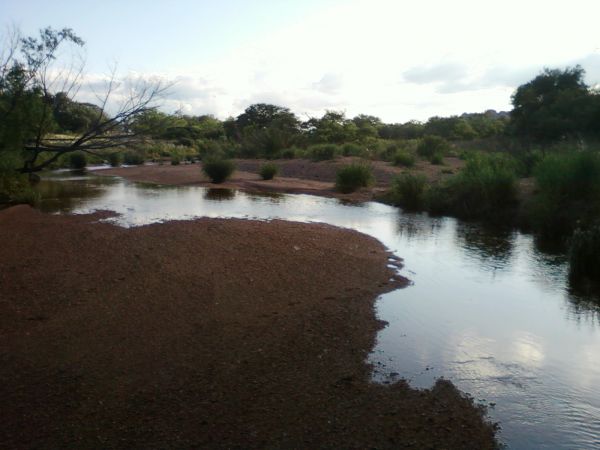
left=259, top=163, right=279, bottom=180
left=430, top=152, right=444, bottom=165
left=342, top=143, right=364, bottom=157
left=0, top=151, right=40, bottom=205
left=530, top=151, right=600, bottom=238
left=393, top=150, right=416, bottom=167
left=309, top=144, right=339, bottom=161
left=391, top=173, right=427, bottom=210
left=444, top=153, right=518, bottom=219
left=281, top=147, right=297, bottom=159
left=417, top=135, right=450, bottom=159
left=69, top=152, right=87, bottom=169
left=335, top=163, right=374, bottom=193
left=108, top=152, right=122, bottom=167
left=569, top=223, right=600, bottom=280
left=202, top=159, right=235, bottom=183
left=123, top=152, right=145, bottom=165
left=171, top=156, right=181, bottom=165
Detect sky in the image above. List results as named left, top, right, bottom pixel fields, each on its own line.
left=3, top=0, right=600, bottom=123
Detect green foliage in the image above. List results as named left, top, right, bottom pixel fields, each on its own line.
left=171, top=155, right=181, bottom=165
left=335, top=163, right=374, bottom=193
left=530, top=151, right=600, bottom=237
left=202, top=159, right=235, bottom=183
left=309, top=144, right=339, bottom=161
left=108, top=152, right=122, bottom=167
left=123, top=152, right=145, bottom=165
left=379, top=121, right=425, bottom=140
left=569, top=223, right=600, bottom=280
left=392, top=149, right=416, bottom=167
left=281, top=147, right=297, bottom=159
left=303, top=111, right=357, bottom=144
left=443, top=153, right=518, bottom=219
left=430, top=152, right=444, bottom=165
left=342, top=143, right=364, bottom=157
left=417, top=135, right=450, bottom=159
left=259, top=163, right=278, bottom=180
left=0, top=152, right=38, bottom=205
left=69, top=152, right=87, bottom=169
left=391, top=173, right=427, bottom=210
left=510, top=66, right=600, bottom=143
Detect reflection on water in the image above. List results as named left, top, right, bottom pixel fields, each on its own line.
left=203, top=188, right=237, bottom=201
left=33, top=171, right=600, bottom=450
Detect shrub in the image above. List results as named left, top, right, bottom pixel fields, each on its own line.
left=171, top=156, right=181, bottom=165
left=417, top=135, right=450, bottom=159
left=123, top=151, right=145, bottom=165
left=259, top=163, right=279, bottom=180
left=202, top=159, right=235, bottom=183
left=430, top=152, right=444, bottom=165
left=530, top=151, right=600, bottom=238
left=391, top=173, right=427, bottom=210
left=569, top=223, right=600, bottom=280
left=281, top=147, right=297, bottom=159
left=393, top=150, right=416, bottom=167
left=309, top=144, right=339, bottom=161
left=335, top=163, right=374, bottom=193
left=108, top=152, right=122, bottom=167
left=69, top=152, right=87, bottom=169
left=342, top=143, right=364, bottom=157
left=444, top=153, right=518, bottom=219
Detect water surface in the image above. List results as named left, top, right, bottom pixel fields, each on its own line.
left=34, top=171, right=600, bottom=449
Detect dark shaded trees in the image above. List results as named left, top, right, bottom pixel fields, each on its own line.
left=510, top=66, right=599, bottom=144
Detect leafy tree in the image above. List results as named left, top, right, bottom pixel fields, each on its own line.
left=303, top=110, right=358, bottom=144
left=235, top=104, right=300, bottom=158
left=352, top=114, right=381, bottom=141
left=510, top=66, right=596, bottom=143
left=0, top=26, right=166, bottom=175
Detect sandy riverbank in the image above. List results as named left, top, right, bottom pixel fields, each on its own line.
left=0, top=206, right=496, bottom=448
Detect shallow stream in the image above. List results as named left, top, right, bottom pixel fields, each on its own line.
left=34, top=169, right=600, bottom=449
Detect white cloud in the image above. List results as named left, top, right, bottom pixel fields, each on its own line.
left=49, top=0, right=600, bottom=122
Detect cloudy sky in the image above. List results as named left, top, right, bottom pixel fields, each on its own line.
left=3, top=0, right=600, bottom=122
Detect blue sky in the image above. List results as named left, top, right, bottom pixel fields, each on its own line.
left=3, top=0, right=600, bottom=122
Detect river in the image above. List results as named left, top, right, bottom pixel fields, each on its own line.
left=34, top=169, right=600, bottom=449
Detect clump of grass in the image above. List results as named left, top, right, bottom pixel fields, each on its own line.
left=417, top=135, right=449, bottom=159
left=309, top=144, right=339, bottom=161
left=171, top=156, right=181, bottom=165
left=444, top=152, right=518, bottom=219
left=391, top=173, right=427, bottom=210
left=393, top=150, right=416, bottom=167
left=342, top=143, right=364, bottom=157
left=281, top=147, right=297, bottom=159
left=430, top=152, right=444, bottom=165
left=108, top=152, right=122, bottom=167
left=335, top=163, right=374, bottom=193
left=530, top=151, right=600, bottom=238
left=202, top=159, right=235, bottom=183
left=69, top=152, right=87, bottom=169
left=259, top=163, right=279, bottom=180
left=123, top=151, right=145, bottom=165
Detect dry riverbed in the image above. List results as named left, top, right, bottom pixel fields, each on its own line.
left=0, top=205, right=496, bottom=448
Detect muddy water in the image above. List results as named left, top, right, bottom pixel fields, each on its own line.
left=35, top=170, right=600, bottom=449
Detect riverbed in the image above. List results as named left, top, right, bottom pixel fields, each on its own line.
left=34, top=170, right=600, bottom=449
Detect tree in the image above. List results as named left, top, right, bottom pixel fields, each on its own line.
left=510, top=66, right=596, bottom=144
left=303, top=110, right=358, bottom=144
left=235, top=104, right=300, bottom=158
left=0, top=26, right=167, bottom=175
